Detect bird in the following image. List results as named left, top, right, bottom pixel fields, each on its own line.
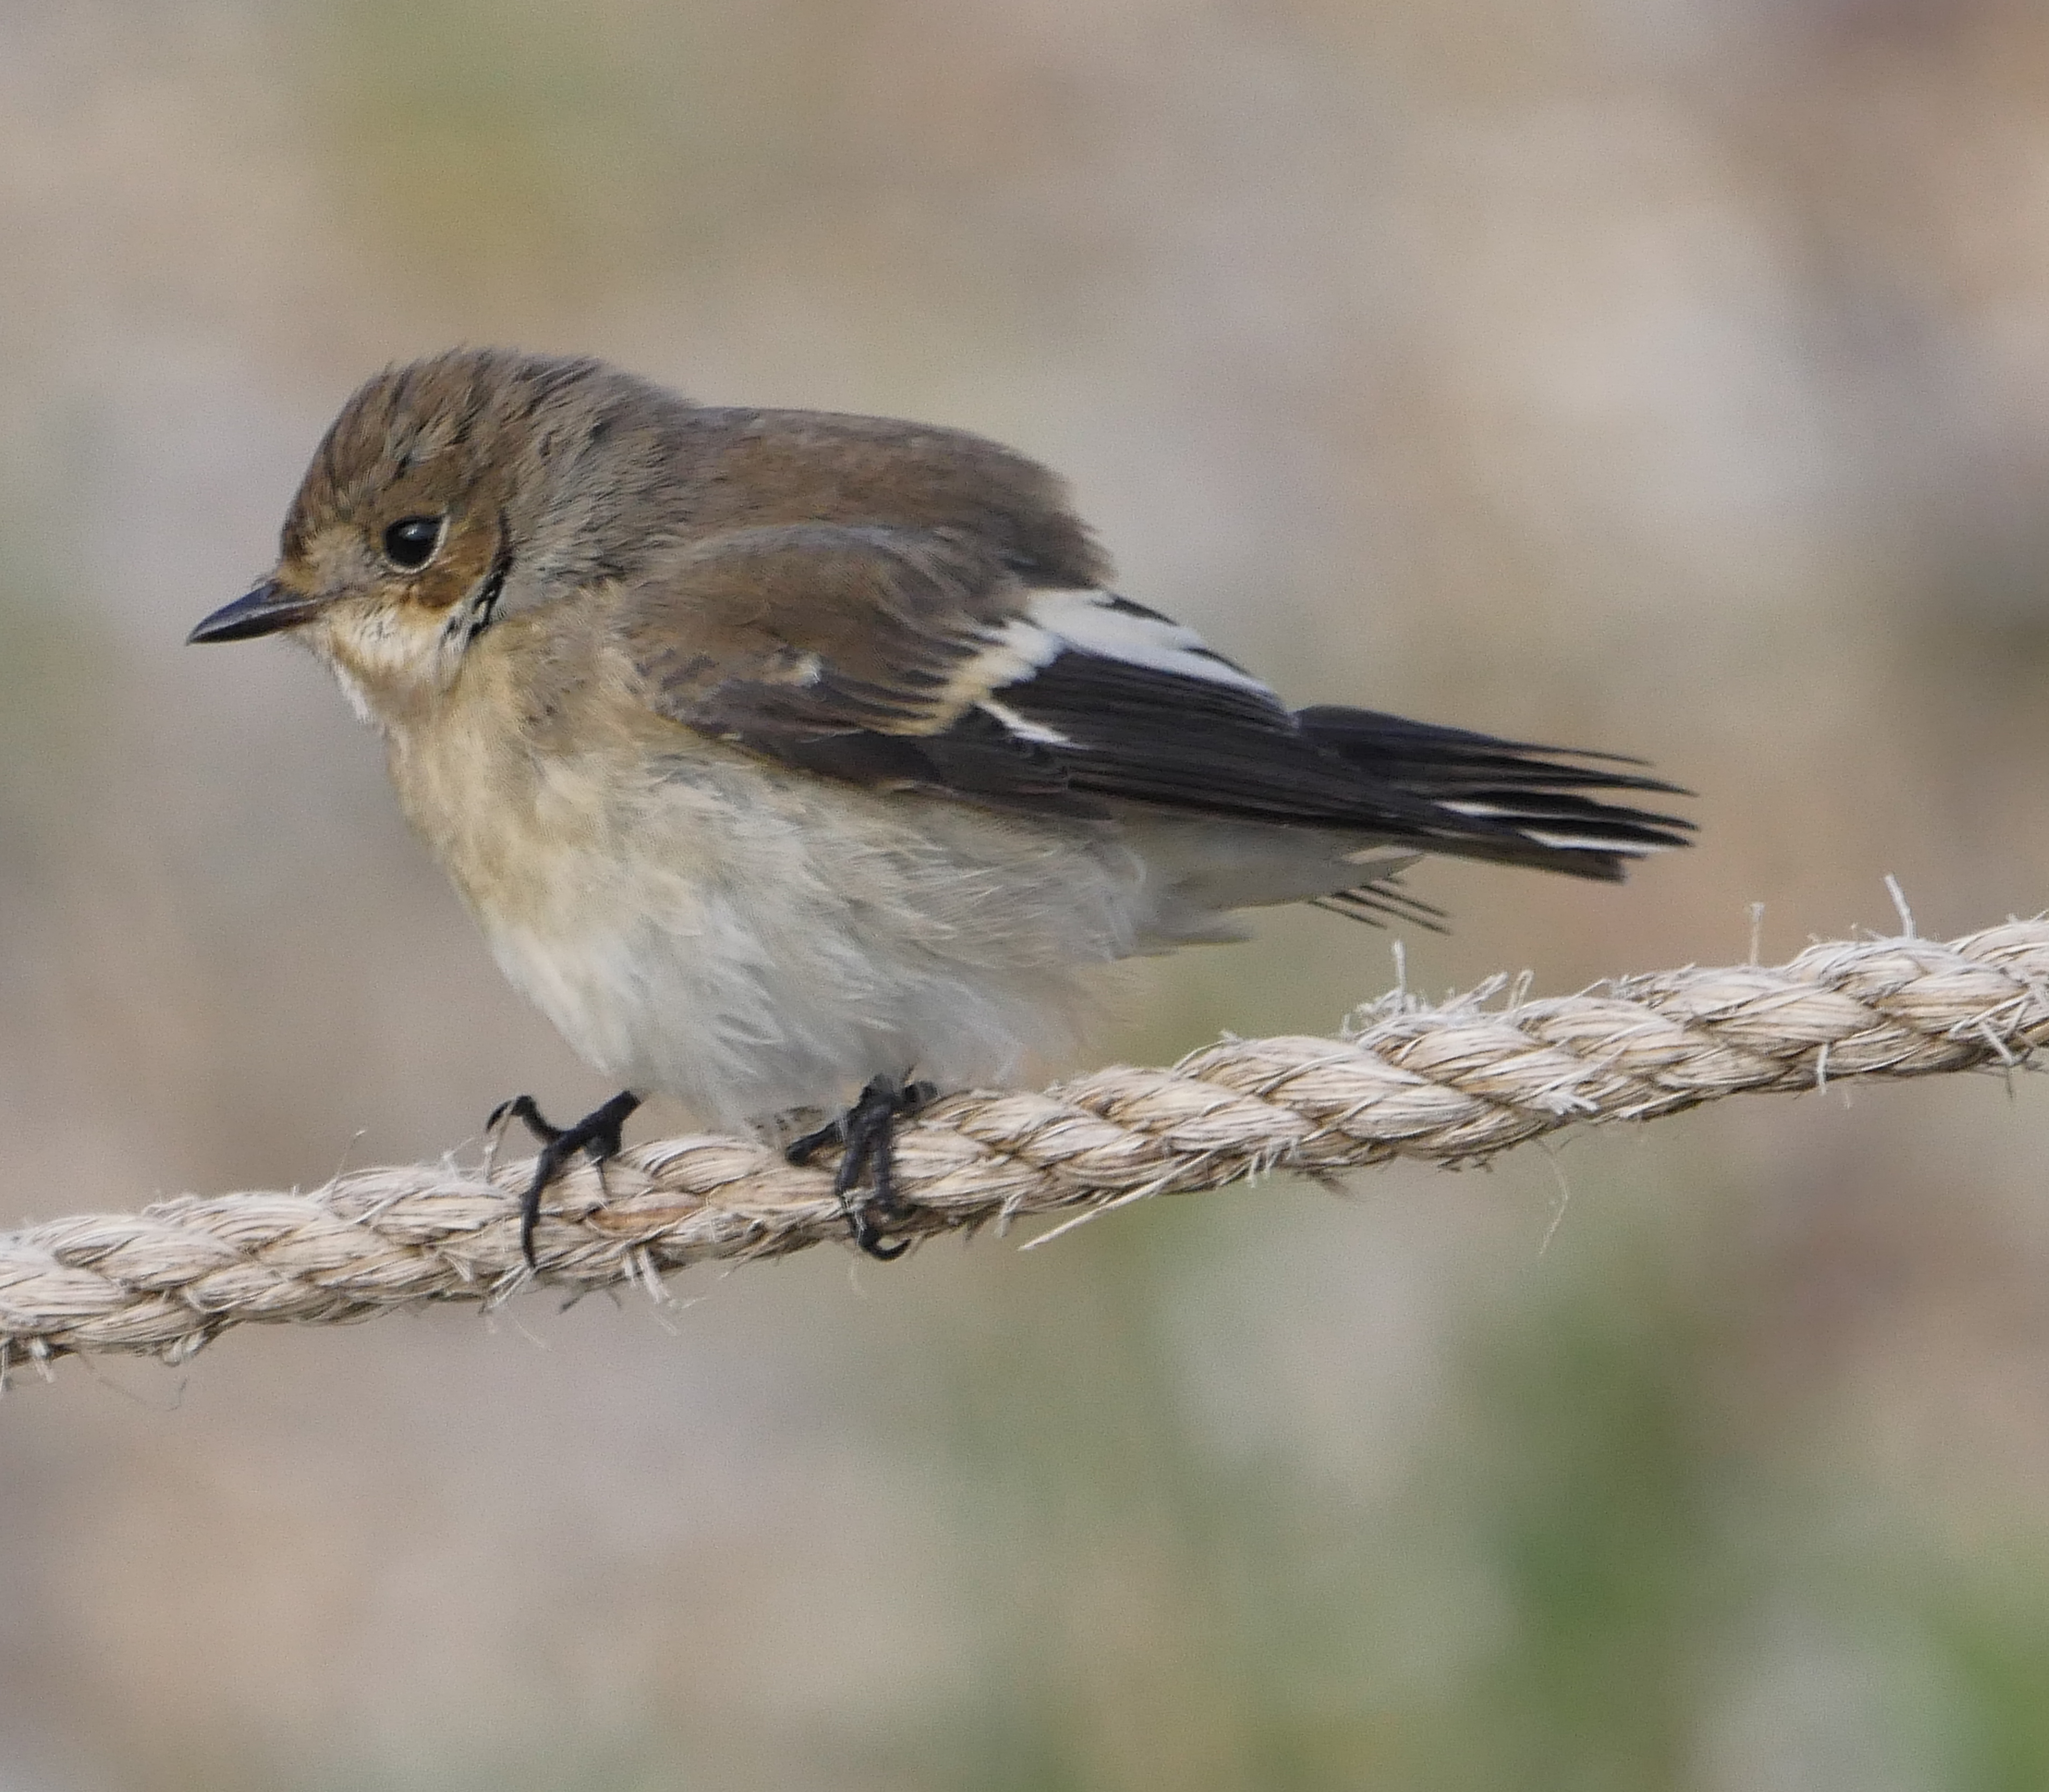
left=189, top=348, right=1691, bottom=1264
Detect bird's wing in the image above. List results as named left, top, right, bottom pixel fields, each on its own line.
left=623, top=522, right=1397, bottom=823
left=621, top=522, right=1689, bottom=869
left=623, top=523, right=1081, bottom=811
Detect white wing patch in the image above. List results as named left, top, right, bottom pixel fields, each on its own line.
left=938, top=615, right=1065, bottom=714
left=1022, top=590, right=1278, bottom=699
left=937, top=588, right=1278, bottom=728
left=977, top=697, right=1073, bottom=747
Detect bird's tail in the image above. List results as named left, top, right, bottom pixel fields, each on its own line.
left=1294, top=705, right=1694, bottom=883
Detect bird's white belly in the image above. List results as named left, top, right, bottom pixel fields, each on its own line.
left=471, top=765, right=1149, bottom=1126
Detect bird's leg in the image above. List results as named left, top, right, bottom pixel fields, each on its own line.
left=488, top=1089, right=642, bottom=1267
left=785, top=1075, right=937, bottom=1260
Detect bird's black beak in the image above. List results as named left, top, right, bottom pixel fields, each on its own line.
left=187, top=579, right=327, bottom=644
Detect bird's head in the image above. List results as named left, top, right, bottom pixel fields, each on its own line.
left=189, top=348, right=688, bottom=729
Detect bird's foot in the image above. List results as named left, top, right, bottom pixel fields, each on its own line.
left=785, top=1075, right=937, bottom=1260
left=488, top=1089, right=642, bottom=1267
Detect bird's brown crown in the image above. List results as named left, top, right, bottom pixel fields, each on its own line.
left=276, top=350, right=693, bottom=613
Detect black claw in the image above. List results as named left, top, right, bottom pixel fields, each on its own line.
left=491, top=1093, right=562, bottom=1147
left=492, top=1090, right=642, bottom=1267
left=783, top=1113, right=844, bottom=1167
left=784, top=1074, right=935, bottom=1260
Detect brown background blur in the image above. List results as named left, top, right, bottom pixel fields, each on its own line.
left=8, top=2, right=2049, bottom=1787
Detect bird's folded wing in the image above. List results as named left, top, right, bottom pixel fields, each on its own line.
left=622, top=522, right=1419, bottom=827
left=620, top=522, right=1688, bottom=856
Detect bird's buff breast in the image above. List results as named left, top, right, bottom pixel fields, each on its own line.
left=390, top=712, right=1140, bottom=1126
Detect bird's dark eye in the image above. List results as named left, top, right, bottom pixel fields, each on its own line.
left=382, top=515, right=444, bottom=570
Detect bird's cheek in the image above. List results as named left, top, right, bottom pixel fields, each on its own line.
left=410, top=518, right=503, bottom=615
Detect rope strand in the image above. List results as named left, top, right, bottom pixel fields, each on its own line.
left=6, top=919, right=2048, bottom=1373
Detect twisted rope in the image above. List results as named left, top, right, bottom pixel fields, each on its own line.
left=6, top=918, right=2048, bottom=1374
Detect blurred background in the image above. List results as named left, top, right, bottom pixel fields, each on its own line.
left=6, top=1, right=2049, bottom=1786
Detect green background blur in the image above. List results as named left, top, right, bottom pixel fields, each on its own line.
left=8, top=2, right=2049, bottom=1787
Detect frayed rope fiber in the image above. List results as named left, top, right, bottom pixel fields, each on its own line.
left=7, top=918, right=2049, bottom=1371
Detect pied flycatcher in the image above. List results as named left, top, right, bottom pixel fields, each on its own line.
left=191, top=350, right=1689, bottom=1262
